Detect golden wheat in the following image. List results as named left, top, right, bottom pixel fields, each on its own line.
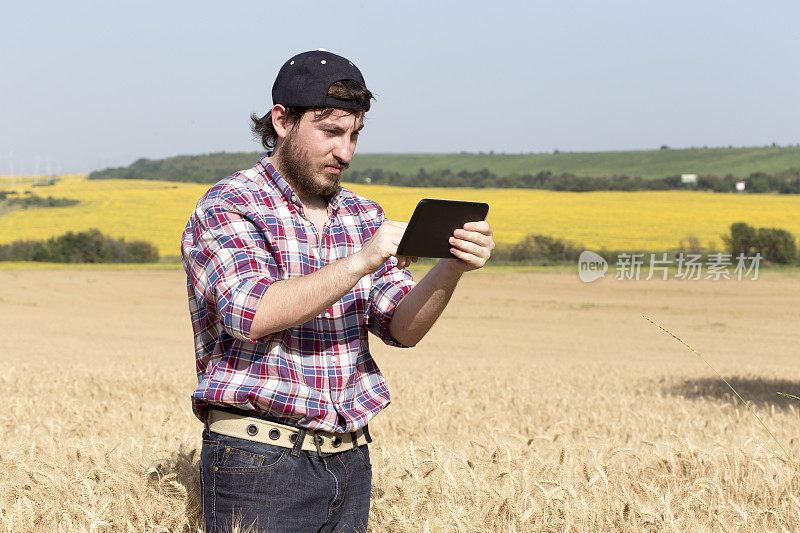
left=1, top=268, right=799, bottom=531
left=644, top=315, right=800, bottom=478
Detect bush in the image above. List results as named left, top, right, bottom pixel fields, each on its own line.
left=489, top=234, right=582, bottom=264
left=723, top=222, right=759, bottom=258
left=722, top=222, right=798, bottom=264
left=678, top=234, right=704, bottom=255
left=756, top=227, right=798, bottom=264
left=0, top=229, right=159, bottom=263
left=0, top=193, right=79, bottom=208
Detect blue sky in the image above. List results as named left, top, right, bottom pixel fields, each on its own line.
left=2, top=0, right=799, bottom=174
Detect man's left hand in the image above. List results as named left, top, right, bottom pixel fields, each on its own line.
left=442, top=221, right=495, bottom=274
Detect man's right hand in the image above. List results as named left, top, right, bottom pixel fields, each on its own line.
left=355, top=220, right=418, bottom=273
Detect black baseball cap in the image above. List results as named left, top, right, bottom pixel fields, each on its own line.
left=270, top=49, right=368, bottom=112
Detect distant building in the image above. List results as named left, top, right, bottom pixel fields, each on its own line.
left=735, top=181, right=746, bottom=191
left=681, top=174, right=697, bottom=184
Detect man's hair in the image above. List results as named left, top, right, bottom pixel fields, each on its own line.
left=250, top=80, right=374, bottom=150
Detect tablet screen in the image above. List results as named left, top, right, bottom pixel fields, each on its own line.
left=396, top=199, right=489, bottom=258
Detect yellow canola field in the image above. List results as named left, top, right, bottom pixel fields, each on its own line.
left=363, top=185, right=800, bottom=250
left=0, top=175, right=209, bottom=257
left=1, top=174, right=799, bottom=255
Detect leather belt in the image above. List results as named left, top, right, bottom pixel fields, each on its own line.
left=206, top=407, right=371, bottom=456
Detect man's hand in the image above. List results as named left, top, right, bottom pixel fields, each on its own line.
left=251, top=219, right=417, bottom=339
left=355, top=220, right=419, bottom=273
left=388, top=220, right=494, bottom=346
left=441, top=220, right=495, bottom=274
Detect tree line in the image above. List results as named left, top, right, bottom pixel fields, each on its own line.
left=1, top=224, right=793, bottom=266
left=88, top=152, right=259, bottom=183
left=0, top=191, right=79, bottom=207
left=489, top=222, right=798, bottom=265
left=88, top=156, right=800, bottom=193
left=344, top=168, right=800, bottom=194
left=0, top=229, right=159, bottom=263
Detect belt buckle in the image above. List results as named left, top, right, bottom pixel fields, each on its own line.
left=313, top=431, right=335, bottom=458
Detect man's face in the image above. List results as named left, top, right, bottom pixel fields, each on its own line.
left=277, top=108, right=363, bottom=199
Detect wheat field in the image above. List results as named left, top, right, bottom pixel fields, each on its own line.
left=1, top=267, right=799, bottom=531
left=2, top=175, right=800, bottom=255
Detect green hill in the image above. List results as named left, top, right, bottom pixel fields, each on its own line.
left=349, top=146, right=800, bottom=180
left=88, top=145, right=800, bottom=183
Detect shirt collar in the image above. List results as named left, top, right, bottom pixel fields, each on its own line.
left=256, top=153, right=343, bottom=213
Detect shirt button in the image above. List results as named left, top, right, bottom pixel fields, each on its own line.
left=324, top=311, right=332, bottom=318
left=290, top=193, right=297, bottom=203
left=330, top=356, right=337, bottom=363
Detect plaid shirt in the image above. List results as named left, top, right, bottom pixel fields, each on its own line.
left=181, top=154, right=417, bottom=433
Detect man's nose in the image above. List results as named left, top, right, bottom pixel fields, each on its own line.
left=332, top=136, right=354, bottom=165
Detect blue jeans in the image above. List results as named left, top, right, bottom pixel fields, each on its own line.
left=200, top=428, right=372, bottom=532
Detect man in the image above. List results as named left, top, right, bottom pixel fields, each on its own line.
left=181, top=50, right=494, bottom=532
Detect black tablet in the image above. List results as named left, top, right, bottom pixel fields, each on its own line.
left=396, top=199, right=490, bottom=258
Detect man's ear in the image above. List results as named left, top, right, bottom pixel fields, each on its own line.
left=271, top=105, right=290, bottom=140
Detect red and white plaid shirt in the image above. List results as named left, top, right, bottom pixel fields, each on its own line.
left=181, top=154, right=417, bottom=433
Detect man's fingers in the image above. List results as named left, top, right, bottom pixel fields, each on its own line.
left=449, top=246, right=480, bottom=264
left=384, top=222, right=408, bottom=240
left=449, top=236, right=490, bottom=259
left=444, top=221, right=494, bottom=273
left=449, top=245, right=490, bottom=271
left=453, top=228, right=493, bottom=249
left=463, top=220, right=492, bottom=235
left=393, top=254, right=419, bottom=269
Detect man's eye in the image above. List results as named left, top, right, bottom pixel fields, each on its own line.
left=325, top=129, right=338, bottom=135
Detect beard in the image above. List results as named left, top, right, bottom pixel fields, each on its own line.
left=277, top=132, right=345, bottom=199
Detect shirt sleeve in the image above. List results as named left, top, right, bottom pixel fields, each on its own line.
left=364, top=255, right=417, bottom=347
left=182, top=198, right=279, bottom=343
left=362, top=202, right=418, bottom=347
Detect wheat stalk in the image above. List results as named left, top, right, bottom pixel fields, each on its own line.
left=777, top=392, right=800, bottom=403
left=642, top=314, right=800, bottom=476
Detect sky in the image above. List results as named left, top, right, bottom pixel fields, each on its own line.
left=2, top=0, right=799, bottom=174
